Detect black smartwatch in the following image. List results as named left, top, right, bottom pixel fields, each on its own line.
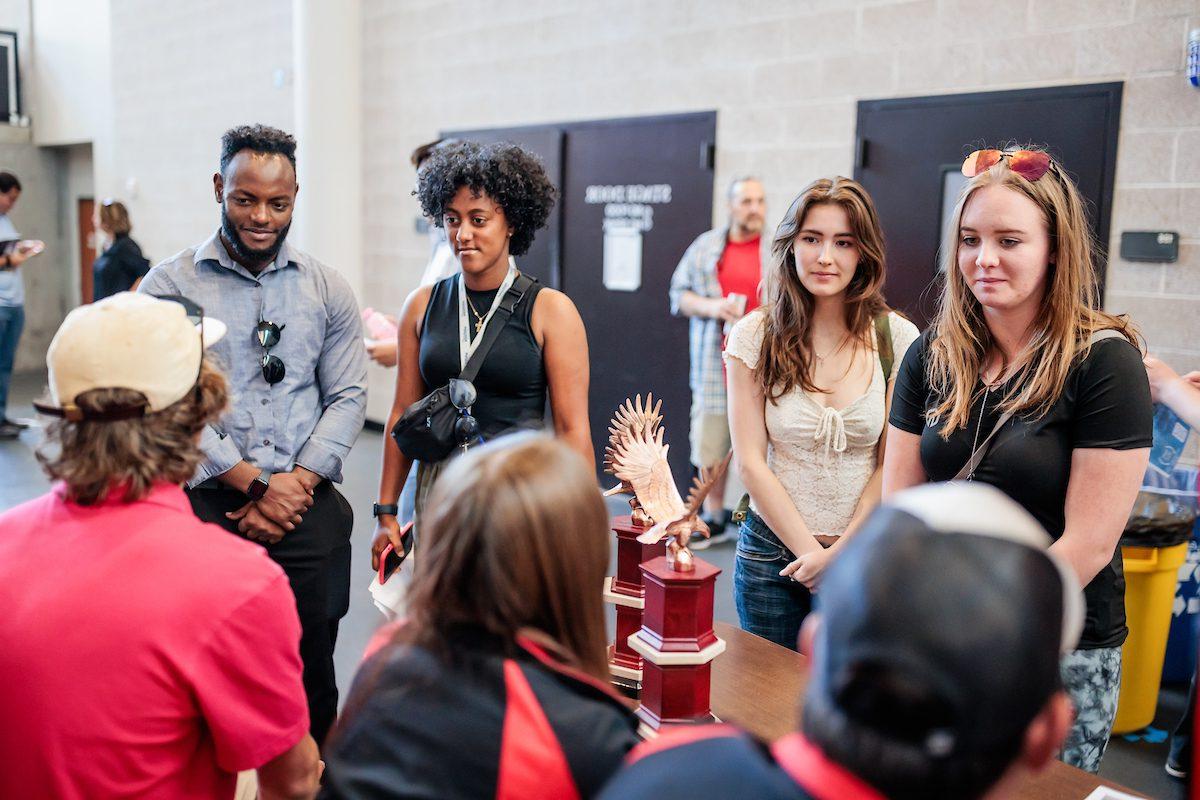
left=246, top=469, right=271, bottom=501
left=373, top=503, right=399, bottom=518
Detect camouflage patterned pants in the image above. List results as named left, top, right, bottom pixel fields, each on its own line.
left=1059, top=647, right=1122, bottom=773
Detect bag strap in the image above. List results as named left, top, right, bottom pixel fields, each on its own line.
left=953, top=328, right=1125, bottom=481
left=458, top=272, right=536, bottom=384
left=874, top=313, right=894, bottom=388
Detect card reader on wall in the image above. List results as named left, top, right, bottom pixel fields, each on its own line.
left=1120, top=231, right=1179, bottom=263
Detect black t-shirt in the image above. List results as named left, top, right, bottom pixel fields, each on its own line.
left=889, top=332, right=1152, bottom=649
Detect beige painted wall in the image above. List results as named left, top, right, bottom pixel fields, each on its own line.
left=362, top=0, right=1200, bottom=369
left=30, top=0, right=111, bottom=147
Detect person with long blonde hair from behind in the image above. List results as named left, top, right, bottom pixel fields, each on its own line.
left=323, top=433, right=639, bottom=799
left=725, top=177, right=919, bottom=651
left=883, top=146, right=1152, bottom=773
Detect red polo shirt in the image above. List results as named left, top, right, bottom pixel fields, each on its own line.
left=0, top=482, right=308, bottom=800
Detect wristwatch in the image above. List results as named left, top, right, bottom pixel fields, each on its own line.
left=373, top=503, right=399, bottom=518
left=246, top=469, right=272, bottom=501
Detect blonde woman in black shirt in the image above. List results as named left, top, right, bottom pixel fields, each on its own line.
left=883, top=147, right=1151, bottom=773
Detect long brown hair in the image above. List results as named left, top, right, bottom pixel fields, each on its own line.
left=756, top=177, right=889, bottom=402
left=399, top=433, right=612, bottom=681
left=36, top=359, right=227, bottom=505
left=927, top=149, right=1138, bottom=435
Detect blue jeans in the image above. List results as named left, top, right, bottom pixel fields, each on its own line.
left=0, top=304, right=24, bottom=417
left=734, top=509, right=813, bottom=651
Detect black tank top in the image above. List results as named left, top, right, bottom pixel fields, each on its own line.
left=419, top=274, right=548, bottom=442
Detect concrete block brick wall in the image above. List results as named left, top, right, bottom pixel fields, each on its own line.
left=106, top=0, right=294, bottom=268
left=362, top=0, right=1200, bottom=371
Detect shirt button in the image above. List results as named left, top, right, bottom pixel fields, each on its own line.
left=263, top=439, right=271, bottom=446
left=261, top=398, right=268, bottom=405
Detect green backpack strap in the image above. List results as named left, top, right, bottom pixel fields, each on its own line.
left=731, top=492, right=751, bottom=524
left=875, top=312, right=894, bottom=387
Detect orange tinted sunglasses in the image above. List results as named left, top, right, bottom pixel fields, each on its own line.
left=961, top=149, right=1052, bottom=182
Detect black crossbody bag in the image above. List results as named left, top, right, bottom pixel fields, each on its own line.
left=391, top=273, right=536, bottom=462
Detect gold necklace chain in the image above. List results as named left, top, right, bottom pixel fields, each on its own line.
left=464, top=293, right=486, bottom=334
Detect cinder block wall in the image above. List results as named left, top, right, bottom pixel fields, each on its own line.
left=107, top=0, right=294, bottom=268
left=363, top=0, right=1200, bottom=368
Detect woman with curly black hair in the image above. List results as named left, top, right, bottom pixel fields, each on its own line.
left=370, top=141, right=592, bottom=569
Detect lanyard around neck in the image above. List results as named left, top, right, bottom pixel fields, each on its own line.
left=457, top=264, right=518, bottom=372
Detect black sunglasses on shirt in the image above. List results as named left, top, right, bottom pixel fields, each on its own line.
left=256, top=320, right=286, bottom=385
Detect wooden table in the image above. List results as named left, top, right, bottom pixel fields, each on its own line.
left=708, top=622, right=1146, bottom=799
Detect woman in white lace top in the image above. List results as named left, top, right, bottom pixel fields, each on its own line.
left=724, top=176, right=918, bottom=649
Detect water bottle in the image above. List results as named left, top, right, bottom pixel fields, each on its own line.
left=1190, top=29, right=1200, bottom=88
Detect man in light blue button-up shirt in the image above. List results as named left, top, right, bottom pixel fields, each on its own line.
left=139, top=125, right=366, bottom=744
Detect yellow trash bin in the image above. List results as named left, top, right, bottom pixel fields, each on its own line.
left=1112, top=541, right=1189, bottom=734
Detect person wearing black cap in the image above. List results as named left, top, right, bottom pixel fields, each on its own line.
left=597, top=481, right=1082, bottom=800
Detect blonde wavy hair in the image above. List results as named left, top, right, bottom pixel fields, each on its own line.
left=36, top=359, right=228, bottom=505
left=927, top=149, right=1138, bottom=436
left=755, top=177, right=890, bottom=402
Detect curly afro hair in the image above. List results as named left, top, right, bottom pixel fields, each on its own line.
left=416, top=141, right=556, bottom=257
left=220, top=124, right=297, bottom=174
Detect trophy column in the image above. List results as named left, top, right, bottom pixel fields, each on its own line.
left=628, top=555, right=726, bottom=736
left=604, top=515, right=666, bottom=693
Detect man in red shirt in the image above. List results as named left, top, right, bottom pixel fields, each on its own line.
left=0, top=292, right=320, bottom=799
left=668, top=176, right=768, bottom=546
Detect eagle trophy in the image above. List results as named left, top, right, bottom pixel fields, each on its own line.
left=603, top=394, right=664, bottom=527
left=606, top=396, right=733, bottom=572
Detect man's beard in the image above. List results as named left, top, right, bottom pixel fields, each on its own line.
left=221, top=208, right=290, bottom=266
left=735, top=216, right=763, bottom=237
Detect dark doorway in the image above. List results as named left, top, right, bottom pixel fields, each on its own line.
left=445, top=113, right=717, bottom=484
left=855, top=83, right=1122, bottom=328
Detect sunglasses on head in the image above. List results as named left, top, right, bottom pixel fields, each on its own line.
left=448, top=378, right=482, bottom=452
left=961, top=149, right=1053, bottom=182
left=256, top=319, right=286, bottom=385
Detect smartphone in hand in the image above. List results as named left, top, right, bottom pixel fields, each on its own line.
left=378, top=521, right=415, bottom=583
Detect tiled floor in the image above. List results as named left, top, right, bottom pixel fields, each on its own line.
left=0, top=369, right=1187, bottom=798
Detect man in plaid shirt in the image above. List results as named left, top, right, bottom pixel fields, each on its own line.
left=668, top=177, right=768, bottom=545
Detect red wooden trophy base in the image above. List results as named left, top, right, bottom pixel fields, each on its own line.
left=629, top=555, right=725, bottom=737
left=604, top=515, right=665, bottom=693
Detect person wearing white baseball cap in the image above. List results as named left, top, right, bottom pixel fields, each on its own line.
left=0, top=291, right=321, bottom=799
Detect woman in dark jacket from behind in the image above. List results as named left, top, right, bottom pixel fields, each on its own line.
left=92, top=199, right=149, bottom=301
left=322, top=433, right=639, bottom=800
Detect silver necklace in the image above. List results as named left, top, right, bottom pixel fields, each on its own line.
left=965, top=384, right=992, bottom=482
left=813, top=333, right=849, bottom=362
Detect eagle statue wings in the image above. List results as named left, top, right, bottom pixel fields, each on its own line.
left=607, top=396, right=732, bottom=572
